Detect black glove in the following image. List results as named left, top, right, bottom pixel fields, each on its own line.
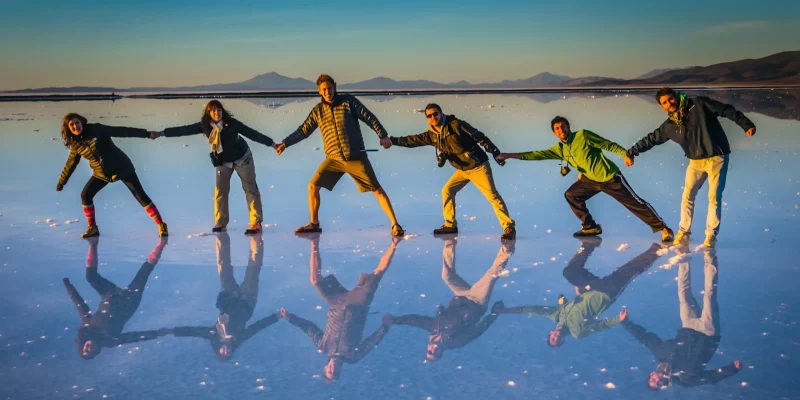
left=56, top=183, right=64, bottom=192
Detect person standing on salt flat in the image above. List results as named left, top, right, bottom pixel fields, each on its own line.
left=273, top=74, right=405, bottom=237
left=56, top=113, right=167, bottom=239
left=153, top=100, right=276, bottom=235
left=626, top=87, right=756, bottom=248
left=498, top=116, right=673, bottom=242
left=387, top=103, right=516, bottom=241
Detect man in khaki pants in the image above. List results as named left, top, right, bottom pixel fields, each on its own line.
left=627, top=87, right=756, bottom=248
left=388, top=104, right=516, bottom=241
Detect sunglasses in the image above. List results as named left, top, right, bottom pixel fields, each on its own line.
left=425, top=112, right=440, bottom=119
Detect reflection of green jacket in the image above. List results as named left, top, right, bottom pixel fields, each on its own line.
left=513, top=291, right=620, bottom=339
left=519, top=129, right=627, bottom=183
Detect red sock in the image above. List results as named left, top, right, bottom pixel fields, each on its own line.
left=87, top=242, right=98, bottom=268
left=83, top=205, right=96, bottom=226
left=144, top=203, right=163, bottom=225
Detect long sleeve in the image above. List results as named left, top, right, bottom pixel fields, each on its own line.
left=58, top=150, right=81, bottom=186
left=700, top=97, right=755, bottom=132
left=349, top=324, right=391, bottom=363
left=501, top=305, right=559, bottom=321
left=393, top=314, right=435, bottom=332
left=92, top=123, right=148, bottom=139
left=230, top=119, right=274, bottom=147
left=163, top=122, right=203, bottom=138
left=460, top=120, right=500, bottom=154
left=627, top=122, right=671, bottom=157
left=115, top=330, right=165, bottom=345
left=63, top=278, right=91, bottom=323
left=518, top=144, right=563, bottom=161
left=239, top=314, right=280, bottom=342
left=390, top=131, right=433, bottom=148
left=576, top=316, right=621, bottom=339
left=172, top=326, right=215, bottom=339
left=679, top=363, right=740, bottom=387
left=350, top=97, right=387, bottom=138
left=583, top=130, right=627, bottom=158
left=286, top=314, right=324, bottom=347
left=446, top=314, right=498, bottom=349
left=622, top=320, right=665, bottom=354
left=282, top=109, right=319, bottom=147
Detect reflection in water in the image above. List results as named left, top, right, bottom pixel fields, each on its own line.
left=169, top=233, right=277, bottom=360
left=623, top=249, right=742, bottom=390
left=280, top=234, right=398, bottom=383
left=392, top=238, right=513, bottom=362
left=497, top=238, right=660, bottom=347
left=63, top=237, right=169, bottom=360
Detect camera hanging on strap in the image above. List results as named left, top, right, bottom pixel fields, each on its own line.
left=558, top=143, right=571, bottom=176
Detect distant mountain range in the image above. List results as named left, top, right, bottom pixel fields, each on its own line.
left=5, top=51, right=799, bottom=94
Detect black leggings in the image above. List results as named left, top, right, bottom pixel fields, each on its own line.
left=81, top=173, right=152, bottom=207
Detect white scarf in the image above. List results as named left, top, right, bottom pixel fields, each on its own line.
left=209, top=120, right=224, bottom=154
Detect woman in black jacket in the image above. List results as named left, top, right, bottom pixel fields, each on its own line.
left=154, top=100, right=275, bottom=235
left=57, top=113, right=167, bottom=239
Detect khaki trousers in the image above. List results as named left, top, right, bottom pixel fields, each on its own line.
left=442, top=162, right=514, bottom=229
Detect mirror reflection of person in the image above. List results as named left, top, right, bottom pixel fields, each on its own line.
left=170, top=233, right=277, bottom=360
left=279, top=234, right=400, bottom=384
left=63, top=237, right=169, bottom=360
left=391, top=238, right=513, bottom=362
left=622, top=249, right=742, bottom=390
left=495, top=237, right=661, bottom=347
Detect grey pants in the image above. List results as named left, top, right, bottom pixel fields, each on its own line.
left=215, top=155, right=262, bottom=227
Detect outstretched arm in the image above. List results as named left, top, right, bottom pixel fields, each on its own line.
left=350, top=317, right=393, bottom=362
left=163, top=122, right=204, bottom=138
left=621, top=319, right=665, bottom=352
left=459, top=121, right=501, bottom=155
left=627, top=122, right=670, bottom=157
left=231, top=119, right=275, bottom=147
left=497, top=143, right=563, bottom=162
left=350, top=97, right=388, bottom=138
left=576, top=316, right=622, bottom=339
left=281, top=109, right=319, bottom=149
left=390, top=131, right=433, bottom=148
left=700, top=97, right=756, bottom=135
left=281, top=310, right=324, bottom=347
left=92, top=124, right=149, bottom=139
left=239, top=313, right=280, bottom=342
left=447, top=313, right=499, bottom=349
left=57, top=151, right=81, bottom=189
left=681, top=362, right=742, bottom=387
left=392, top=314, right=435, bottom=332
left=116, top=329, right=170, bottom=345
left=171, top=326, right=215, bottom=339
left=582, top=130, right=628, bottom=158
left=495, top=305, right=559, bottom=321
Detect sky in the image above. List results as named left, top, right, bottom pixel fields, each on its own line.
left=1, top=0, right=799, bottom=90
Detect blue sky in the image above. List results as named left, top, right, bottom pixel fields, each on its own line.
left=1, top=0, right=798, bottom=90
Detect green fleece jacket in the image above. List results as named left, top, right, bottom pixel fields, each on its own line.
left=512, top=291, right=620, bottom=339
left=519, top=129, right=627, bottom=183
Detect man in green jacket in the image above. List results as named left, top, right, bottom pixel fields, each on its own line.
left=389, top=103, right=515, bottom=241
left=627, top=87, right=756, bottom=248
left=494, top=238, right=662, bottom=347
left=275, top=74, right=404, bottom=237
left=498, top=116, right=673, bottom=240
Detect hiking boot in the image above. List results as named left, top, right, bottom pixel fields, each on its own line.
left=158, top=223, right=169, bottom=238
left=674, top=231, right=689, bottom=245
left=702, top=235, right=717, bottom=248
left=433, top=225, right=458, bottom=235
left=212, top=225, right=227, bottom=233
left=501, top=227, right=516, bottom=241
left=81, top=225, right=100, bottom=239
left=573, top=224, right=602, bottom=237
left=244, top=222, right=262, bottom=235
left=392, top=224, right=405, bottom=237
left=295, top=222, right=322, bottom=234
left=661, top=227, right=674, bottom=242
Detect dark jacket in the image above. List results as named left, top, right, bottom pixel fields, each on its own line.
left=163, top=117, right=274, bottom=164
left=282, top=94, right=387, bottom=161
left=627, top=96, right=755, bottom=160
left=172, top=314, right=279, bottom=352
left=390, top=114, right=501, bottom=171
left=287, top=312, right=390, bottom=363
left=394, top=296, right=497, bottom=349
left=58, top=124, right=149, bottom=186
left=623, top=320, right=740, bottom=387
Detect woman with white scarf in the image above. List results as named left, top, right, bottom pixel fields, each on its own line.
left=155, top=100, right=277, bottom=235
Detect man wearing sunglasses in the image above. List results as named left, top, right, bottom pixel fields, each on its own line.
left=388, top=103, right=515, bottom=241
left=498, top=116, right=673, bottom=241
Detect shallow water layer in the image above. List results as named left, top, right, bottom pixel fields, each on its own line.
left=0, top=91, right=798, bottom=399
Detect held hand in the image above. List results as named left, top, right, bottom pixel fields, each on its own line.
left=56, top=183, right=64, bottom=192
left=734, top=360, right=742, bottom=369
left=279, top=307, right=290, bottom=320
left=496, top=153, right=510, bottom=162
left=619, top=308, right=628, bottom=321
left=381, top=314, right=394, bottom=326
left=380, top=137, right=392, bottom=149
left=274, top=143, right=286, bottom=156
left=746, top=127, right=756, bottom=137
left=149, top=131, right=161, bottom=140
left=624, top=156, right=634, bottom=167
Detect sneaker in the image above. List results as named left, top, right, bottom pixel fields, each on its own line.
left=244, top=222, right=262, bottom=235
left=158, top=223, right=169, bottom=238
left=500, top=227, right=516, bottom=241
left=212, top=225, right=227, bottom=233
left=433, top=225, right=458, bottom=235
left=674, top=231, right=689, bottom=245
left=392, top=224, right=405, bottom=237
left=295, top=222, right=322, bottom=234
left=661, top=227, right=674, bottom=242
left=702, top=235, right=717, bottom=248
left=81, top=225, right=100, bottom=239
left=573, top=224, right=602, bottom=237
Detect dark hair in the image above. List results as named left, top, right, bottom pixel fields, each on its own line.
left=316, top=74, right=336, bottom=87
left=61, top=113, right=88, bottom=148
left=76, top=326, right=102, bottom=360
left=655, top=87, right=677, bottom=102
left=201, top=100, right=233, bottom=136
left=324, top=358, right=343, bottom=384
left=547, top=328, right=566, bottom=348
left=425, top=103, right=442, bottom=113
left=550, top=116, right=570, bottom=132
